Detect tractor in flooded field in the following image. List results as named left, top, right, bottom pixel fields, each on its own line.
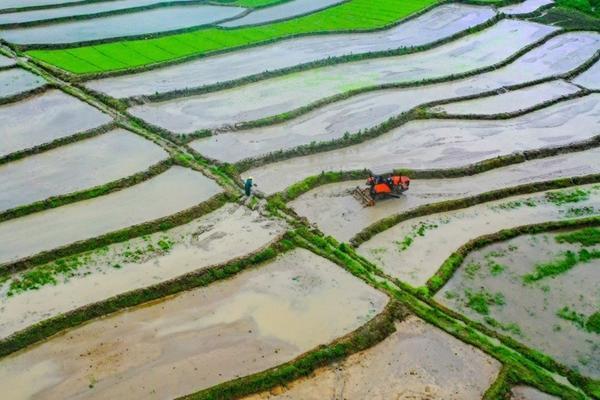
left=353, top=174, right=410, bottom=206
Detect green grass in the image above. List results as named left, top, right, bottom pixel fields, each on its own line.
left=546, top=188, right=590, bottom=206
left=555, top=227, right=600, bottom=247
left=555, top=0, right=599, bottom=18
left=586, top=311, right=600, bottom=334
left=465, top=288, right=506, bottom=315
left=523, top=248, right=600, bottom=283
left=27, top=0, right=438, bottom=74
left=557, top=306, right=587, bottom=329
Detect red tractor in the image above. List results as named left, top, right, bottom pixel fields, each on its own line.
left=353, top=174, right=410, bottom=206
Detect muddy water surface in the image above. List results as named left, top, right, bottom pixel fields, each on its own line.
left=357, top=184, right=600, bottom=286
left=0, top=129, right=168, bottom=212
left=0, top=54, right=15, bottom=67
left=131, top=20, right=555, bottom=133
left=0, top=68, right=45, bottom=100
left=1, top=89, right=112, bottom=158
left=0, top=166, right=222, bottom=266
left=0, top=248, right=388, bottom=400
left=87, top=4, right=495, bottom=98
left=0, top=4, right=246, bottom=45
left=433, top=80, right=580, bottom=116
left=245, top=316, right=500, bottom=400
left=290, top=148, right=600, bottom=241
left=249, top=94, right=600, bottom=195
left=220, top=0, right=345, bottom=27
left=436, top=229, right=600, bottom=377
left=0, top=204, right=287, bottom=338
left=191, top=33, right=599, bottom=163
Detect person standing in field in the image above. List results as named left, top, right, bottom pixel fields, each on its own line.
left=244, top=177, right=254, bottom=196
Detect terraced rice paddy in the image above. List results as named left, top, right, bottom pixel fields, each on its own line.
left=0, top=128, right=168, bottom=212
left=0, top=166, right=222, bottom=266
left=0, top=5, right=246, bottom=45
left=357, top=184, right=600, bottom=286
left=86, top=3, right=496, bottom=99
left=290, top=148, right=600, bottom=241
left=0, top=89, right=112, bottom=158
left=0, top=249, right=387, bottom=399
left=248, top=94, right=600, bottom=195
left=131, top=20, right=556, bottom=133
left=436, top=227, right=600, bottom=377
left=2, top=1, right=599, bottom=399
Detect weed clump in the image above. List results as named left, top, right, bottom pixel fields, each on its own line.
left=465, top=289, right=506, bottom=315
left=545, top=188, right=590, bottom=206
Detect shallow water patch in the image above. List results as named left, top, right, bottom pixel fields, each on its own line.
left=0, top=68, right=45, bottom=101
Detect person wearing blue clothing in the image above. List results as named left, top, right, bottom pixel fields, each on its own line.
left=244, top=177, right=254, bottom=196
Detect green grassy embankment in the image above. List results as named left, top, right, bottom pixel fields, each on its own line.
left=26, top=0, right=438, bottom=74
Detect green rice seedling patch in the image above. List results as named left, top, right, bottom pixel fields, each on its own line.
left=557, top=306, right=587, bottom=329
left=546, top=188, right=591, bottom=206
left=27, top=0, right=438, bottom=74
left=586, top=312, right=600, bottom=334
left=484, top=317, right=522, bottom=336
left=394, top=220, right=443, bottom=252
left=465, top=288, right=506, bottom=315
left=555, top=227, right=600, bottom=247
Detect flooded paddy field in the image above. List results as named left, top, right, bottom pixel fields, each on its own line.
left=433, top=80, right=580, bottom=116
left=0, top=0, right=204, bottom=26
left=0, top=68, right=45, bottom=101
left=0, top=4, right=246, bottom=45
left=1, top=89, right=113, bottom=158
left=87, top=4, right=495, bottom=99
left=245, top=316, right=500, bottom=399
left=357, top=184, right=600, bottom=286
left=248, top=94, right=600, bottom=195
left=0, top=166, right=222, bottom=266
left=192, top=32, right=600, bottom=163
left=290, top=148, right=600, bottom=241
left=0, top=203, right=287, bottom=338
left=220, top=0, right=345, bottom=28
left=573, top=60, right=599, bottom=90
left=130, top=20, right=555, bottom=133
left=0, top=54, right=15, bottom=68
left=436, top=227, right=600, bottom=378
left=0, top=128, right=168, bottom=212
left=500, top=0, right=554, bottom=15
left=0, top=248, right=387, bottom=400
left=0, top=0, right=83, bottom=12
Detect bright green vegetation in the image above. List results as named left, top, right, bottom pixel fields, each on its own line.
left=546, top=188, right=590, bottom=206
left=555, top=227, right=600, bottom=247
left=555, top=0, right=600, bottom=18
left=530, top=5, right=600, bottom=30
left=557, top=306, right=587, bottom=329
left=394, top=221, right=440, bottom=251
left=586, top=311, right=600, bottom=334
left=27, top=0, right=438, bottom=74
left=523, top=247, right=600, bottom=283
left=465, top=288, right=506, bottom=315
left=3, top=234, right=177, bottom=296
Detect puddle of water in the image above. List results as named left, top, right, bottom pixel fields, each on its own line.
left=290, top=148, right=600, bottom=242
left=0, top=5, right=246, bottom=45
left=434, top=80, right=580, bottom=116
left=1, top=89, right=112, bottom=158
left=0, top=0, right=203, bottom=25
left=0, top=68, right=45, bottom=100
left=0, top=128, right=168, bottom=212
left=191, top=32, right=599, bottom=163
left=131, top=20, right=556, bottom=133
left=0, top=166, right=222, bottom=266
left=436, top=229, right=600, bottom=378
left=0, top=204, right=287, bottom=339
left=500, top=0, right=554, bottom=15
left=88, top=4, right=495, bottom=99
left=221, top=0, right=345, bottom=28
left=573, top=59, right=599, bottom=91
left=357, top=184, right=600, bottom=286
left=245, top=316, right=501, bottom=400
left=511, top=386, right=560, bottom=400
left=0, top=248, right=387, bottom=400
